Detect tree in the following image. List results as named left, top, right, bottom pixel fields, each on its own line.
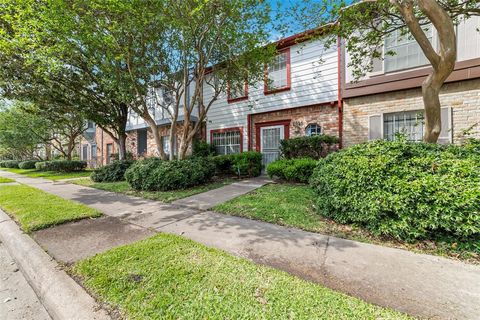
left=0, top=101, right=49, bottom=160
left=0, top=0, right=132, bottom=160
left=41, top=0, right=279, bottom=160
left=299, top=0, right=480, bottom=143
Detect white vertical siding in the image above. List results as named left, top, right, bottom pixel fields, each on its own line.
left=457, top=15, right=480, bottom=61
left=205, top=39, right=339, bottom=151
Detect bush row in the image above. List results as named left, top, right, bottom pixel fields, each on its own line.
left=0, top=160, right=21, bottom=168
left=35, top=160, right=87, bottom=172
left=91, top=160, right=135, bottom=182
left=310, top=139, right=480, bottom=242
left=267, top=158, right=317, bottom=183
left=125, top=157, right=215, bottom=191
left=212, top=152, right=262, bottom=177
left=280, top=135, right=339, bottom=160
left=18, top=160, right=40, bottom=169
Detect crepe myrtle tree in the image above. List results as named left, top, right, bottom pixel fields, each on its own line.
left=157, top=0, right=278, bottom=159
left=299, top=0, right=480, bottom=143
left=58, top=0, right=279, bottom=160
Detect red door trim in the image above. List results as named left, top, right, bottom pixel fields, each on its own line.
left=255, top=119, right=291, bottom=152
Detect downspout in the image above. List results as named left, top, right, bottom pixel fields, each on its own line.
left=247, top=114, right=252, bottom=151
left=337, top=36, right=343, bottom=149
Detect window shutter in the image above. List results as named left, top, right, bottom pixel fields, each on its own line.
left=438, top=107, right=452, bottom=144
left=368, top=115, right=383, bottom=140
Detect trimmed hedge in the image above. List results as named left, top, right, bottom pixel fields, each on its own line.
left=91, top=160, right=135, bottom=183
left=212, top=151, right=262, bottom=177
left=0, top=160, right=21, bottom=168
left=192, top=140, right=216, bottom=158
left=18, top=160, right=39, bottom=169
left=267, top=158, right=317, bottom=183
left=125, top=157, right=215, bottom=191
left=310, top=139, right=480, bottom=242
left=35, top=160, right=87, bottom=172
left=280, top=135, right=339, bottom=160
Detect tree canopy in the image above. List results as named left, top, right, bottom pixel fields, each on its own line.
left=297, top=0, right=480, bottom=143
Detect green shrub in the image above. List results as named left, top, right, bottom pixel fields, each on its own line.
left=212, top=152, right=262, bottom=177
left=1, top=160, right=21, bottom=168
left=280, top=135, right=339, bottom=160
left=91, top=160, right=135, bottom=183
left=192, top=140, right=216, bottom=158
left=125, top=157, right=215, bottom=191
left=35, top=160, right=87, bottom=172
left=267, top=158, right=317, bottom=183
left=310, top=139, right=480, bottom=242
left=18, top=160, right=39, bottom=169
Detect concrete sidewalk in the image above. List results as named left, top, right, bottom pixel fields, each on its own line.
left=1, top=170, right=480, bottom=319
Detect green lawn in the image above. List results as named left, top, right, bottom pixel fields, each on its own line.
left=1, top=168, right=92, bottom=181
left=74, top=233, right=410, bottom=319
left=0, top=184, right=101, bottom=232
left=71, top=178, right=234, bottom=203
left=0, top=176, right=14, bottom=183
left=213, top=184, right=480, bottom=263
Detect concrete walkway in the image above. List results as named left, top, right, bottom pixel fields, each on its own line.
left=1, top=170, right=480, bottom=319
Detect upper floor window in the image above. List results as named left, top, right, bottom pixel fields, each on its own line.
left=227, top=80, right=248, bottom=103
left=265, top=48, right=291, bottom=94
left=211, top=128, right=242, bottom=155
left=384, top=27, right=433, bottom=72
left=306, top=123, right=322, bottom=136
left=383, top=110, right=424, bottom=141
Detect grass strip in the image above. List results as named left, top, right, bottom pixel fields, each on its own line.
left=74, top=233, right=411, bottom=319
left=1, top=168, right=92, bottom=181
left=0, top=184, right=101, bottom=232
left=0, top=176, right=14, bottom=183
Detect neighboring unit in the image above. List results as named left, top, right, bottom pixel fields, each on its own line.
left=342, top=16, right=480, bottom=146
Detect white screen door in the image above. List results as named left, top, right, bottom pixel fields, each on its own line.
left=260, top=125, right=284, bottom=166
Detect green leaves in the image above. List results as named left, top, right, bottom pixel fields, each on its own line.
left=310, top=139, right=480, bottom=244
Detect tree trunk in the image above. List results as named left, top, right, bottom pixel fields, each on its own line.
left=169, top=125, right=176, bottom=160
left=145, top=117, right=167, bottom=160
left=422, top=73, right=443, bottom=142
left=117, top=133, right=127, bottom=161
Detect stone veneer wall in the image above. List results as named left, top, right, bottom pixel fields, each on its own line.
left=342, top=78, right=480, bottom=147
left=250, top=103, right=339, bottom=150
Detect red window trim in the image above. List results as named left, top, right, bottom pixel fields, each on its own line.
left=227, top=81, right=249, bottom=103
left=210, top=127, right=244, bottom=153
left=254, top=119, right=291, bottom=152
left=264, top=48, right=291, bottom=95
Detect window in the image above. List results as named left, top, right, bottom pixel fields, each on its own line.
left=106, top=143, right=114, bottom=164
left=161, top=135, right=176, bottom=156
left=305, top=123, right=322, bottom=136
left=91, top=144, right=97, bottom=159
left=211, top=128, right=242, bottom=155
left=265, top=49, right=291, bottom=93
left=383, top=110, right=424, bottom=141
left=385, top=26, right=433, bottom=72
left=227, top=80, right=248, bottom=102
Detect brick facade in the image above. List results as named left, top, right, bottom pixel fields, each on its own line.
left=249, top=103, right=339, bottom=150
left=343, top=78, right=480, bottom=146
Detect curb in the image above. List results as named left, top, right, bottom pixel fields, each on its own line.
left=0, top=210, right=110, bottom=320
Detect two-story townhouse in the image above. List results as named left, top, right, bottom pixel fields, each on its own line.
left=204, top=31, right=340, bottom=166
left=83, top=30, right=341, bottom=166
left=342, top=16, right=480, bottom=146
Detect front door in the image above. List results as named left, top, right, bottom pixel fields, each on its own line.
left=260, top=125, right=284, bottom=167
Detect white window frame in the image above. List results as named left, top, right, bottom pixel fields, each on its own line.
left=384, top=25, right=437, bottom=73
left=305, top=123, right=322, bottom=137
left=211, top=129, right=242, bottom=155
